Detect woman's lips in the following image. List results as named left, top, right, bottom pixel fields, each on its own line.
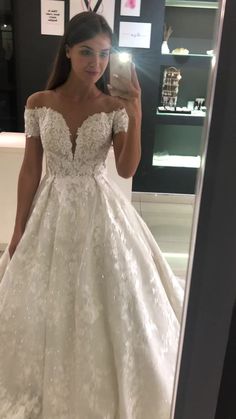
left=86, top=70, right=100, bottom=76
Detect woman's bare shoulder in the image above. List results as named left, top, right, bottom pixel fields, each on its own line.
left=26, top=90, right=54, bottom=109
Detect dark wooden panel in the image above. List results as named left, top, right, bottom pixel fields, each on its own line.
left=13, top=0, right=67, bottom=131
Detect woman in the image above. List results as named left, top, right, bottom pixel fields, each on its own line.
left=0, top=11, right=184, bottom=419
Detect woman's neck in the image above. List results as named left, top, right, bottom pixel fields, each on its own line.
left=57, top=75, right=102, bottom=102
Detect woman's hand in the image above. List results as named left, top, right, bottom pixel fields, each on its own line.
left=108, top=62, right=142, bottom=178
left=8, top=231, right=23, bottom=260
left=108, top=63, right=142, bottom=119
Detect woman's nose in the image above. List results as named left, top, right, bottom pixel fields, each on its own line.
left=90, top=53, right=100, bottom=67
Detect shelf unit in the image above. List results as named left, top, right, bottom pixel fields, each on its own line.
left=165, top=0, right=218, bottom=8
left=160, top=53, right=213, bottom=68
left=132, top=0, right=218, bottom=194
left=156, top=112, right=205, bottom=126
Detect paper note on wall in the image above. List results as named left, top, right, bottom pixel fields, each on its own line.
left=41, top=0, right=65, bottom=36
left=119, top=22, right=152, bottom=49
left=70, top=0, right=115, bottom=30
left=120, top=0, right=141, bottom=17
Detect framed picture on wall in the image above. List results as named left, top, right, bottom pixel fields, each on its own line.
left=69, top=0, right=115, bottom=30
left=120, top=0, right=141, bottom=17
left=119, top=21, right=151, bottom=48
left=41, top=0, right=65, bottom=36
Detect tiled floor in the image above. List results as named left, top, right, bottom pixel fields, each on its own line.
left=1, top=193, right=195, bottom=280
left=132, top=192, right=195, bottom=279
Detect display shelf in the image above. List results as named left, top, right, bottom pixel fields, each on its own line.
left=130, top=0, right=219, bottom=194
left=156, top=111, right=205, bottom=125
left=161, top=53, right=213, bottom=68
left=153, top=154, right=201, bottom=168
left=165, top=0, right=218, bottom=9
left=162, top=53, right=213, bottom=57
left=147, top=166, right=198, bottom=194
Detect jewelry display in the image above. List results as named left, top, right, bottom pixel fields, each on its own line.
left=161, top=66, right=182, bottom=109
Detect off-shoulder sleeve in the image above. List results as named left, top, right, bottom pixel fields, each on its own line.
left=24, top=108, right=40, bottom=137
left=113, top=108, right=129, bottom=135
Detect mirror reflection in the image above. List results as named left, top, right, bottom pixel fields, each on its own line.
left=0, top=0, right=221, bottom=418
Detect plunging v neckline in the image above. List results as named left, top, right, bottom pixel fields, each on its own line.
left=38, top=106, right=117, bottom=160
left=25, top=106, right=125, bottom=160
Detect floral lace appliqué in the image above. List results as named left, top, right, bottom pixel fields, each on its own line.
left=0, top=105, right=183, bottom=418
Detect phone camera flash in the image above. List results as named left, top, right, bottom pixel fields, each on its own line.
left=118, top=52, right=132, bottom=63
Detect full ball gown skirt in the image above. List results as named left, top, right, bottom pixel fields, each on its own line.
left=0, top=107, right=184, bottom=419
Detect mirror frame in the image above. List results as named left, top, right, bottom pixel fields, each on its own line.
left=171, top=0, right=236, bottom=418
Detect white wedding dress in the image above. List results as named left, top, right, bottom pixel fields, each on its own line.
left=0, top=106, right=184, bottom=419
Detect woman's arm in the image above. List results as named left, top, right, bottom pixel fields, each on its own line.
left=12, top=134, right=43, bottom=235
left=112, top=114, right=141, bottom=179
left=109, top=64, right=142, bottom=178
left=9, top=95, right=43, bottom=257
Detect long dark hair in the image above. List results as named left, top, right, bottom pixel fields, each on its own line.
left=46, top=11, right=112, bottom=93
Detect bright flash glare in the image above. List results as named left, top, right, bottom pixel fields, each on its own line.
left=119, top=52, right=131, bottom=63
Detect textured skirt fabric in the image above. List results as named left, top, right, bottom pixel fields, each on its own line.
left=0, top=173, right=184, bottom=418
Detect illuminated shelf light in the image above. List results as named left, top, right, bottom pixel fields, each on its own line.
left=156, top=110, right=206, bottom=117
left=161, top=53, right=214, bottom=57
left=166, top=0, right=218, bottom=9
left=153, top=154, right=201, bottom=168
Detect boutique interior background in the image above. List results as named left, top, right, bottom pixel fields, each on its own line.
left=0, top=0, right=219, bottom=275
left=0, top=0, right=228, bottom=418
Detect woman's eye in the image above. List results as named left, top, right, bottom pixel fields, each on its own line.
left=79, top=49, right=110, bottom=58
left=80, top=49, right=92, bottom=56
left=100, top=52, right=109, bottom=58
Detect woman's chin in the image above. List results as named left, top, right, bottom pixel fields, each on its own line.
left=85, top=71, right=101, bottom=80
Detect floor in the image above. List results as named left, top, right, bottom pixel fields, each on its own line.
left=1, top=193, right=195, bottom=280
left=131, top=192, right=195, bottom=279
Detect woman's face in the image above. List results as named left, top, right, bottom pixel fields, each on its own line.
left=66, top=34, right=111, bottom=85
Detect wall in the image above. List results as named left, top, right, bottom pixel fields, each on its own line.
left=13, top=0, right=67, bottom=131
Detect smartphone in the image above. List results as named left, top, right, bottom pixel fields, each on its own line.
left=109, top=52, right=132, bottom=96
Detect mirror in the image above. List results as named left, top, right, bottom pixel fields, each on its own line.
left=130, top=0, right=225, bottom=417
left=0, top=0, right=226, bottom=417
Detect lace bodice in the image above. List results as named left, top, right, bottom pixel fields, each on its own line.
left=24, top=107, right=129, bottom=177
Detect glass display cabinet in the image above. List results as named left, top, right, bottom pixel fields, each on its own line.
left=131, top=0, right=219, bottom=194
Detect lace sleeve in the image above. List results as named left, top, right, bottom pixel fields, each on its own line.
left=24, top=108, right=40, bottom=137
left=113, top=108, right=129, bottom=135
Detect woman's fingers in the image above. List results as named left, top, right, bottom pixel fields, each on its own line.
left=110, top=73, right=140, bottom=98
left=112, top=73, right=130, bottom=90
left=108, top=62, right=141, bottom=101
left=115, top=63, right=140, bottom=90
